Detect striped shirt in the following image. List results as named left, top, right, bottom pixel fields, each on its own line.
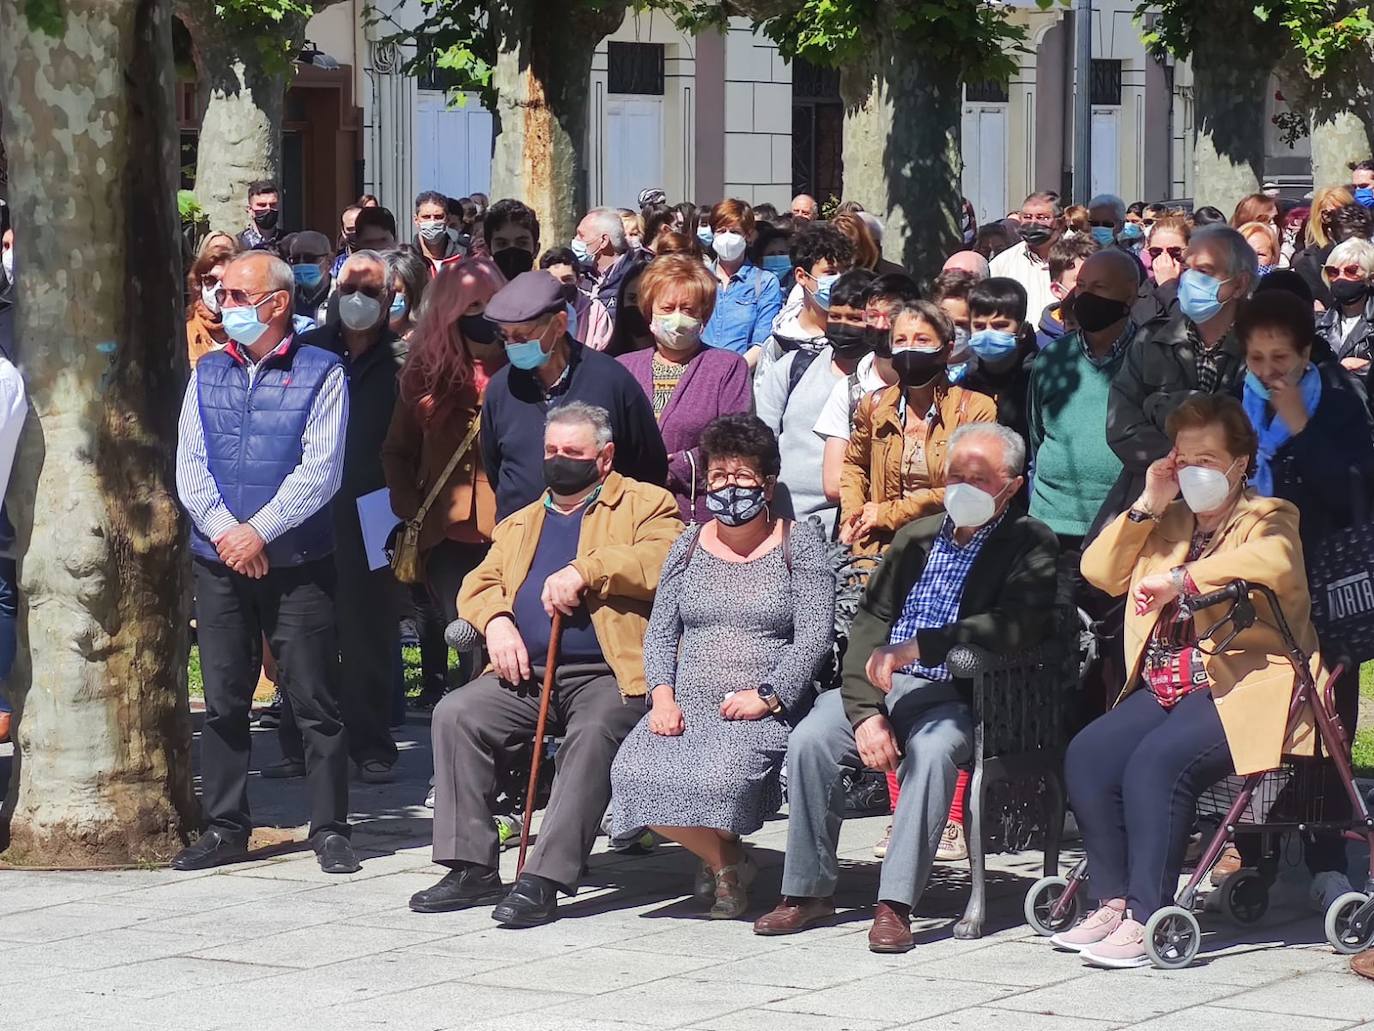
left=889, top=513, right=1004, bottom=681
left=175, top=337, right=348, bottom=545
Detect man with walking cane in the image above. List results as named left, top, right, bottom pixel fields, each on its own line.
left=410, top=402, right=683, bottom=926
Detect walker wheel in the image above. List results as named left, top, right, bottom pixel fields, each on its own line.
left=1325, top=891, right=1374, bottom=955
left=1024, top=876, right=1079, bottom=937
left=1216, top=868, right=1269, bottom=925
left=1145, top=906, right=1201, bottom=969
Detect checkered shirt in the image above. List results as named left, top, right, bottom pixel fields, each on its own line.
left=888, top=513, right=1004, bottom=681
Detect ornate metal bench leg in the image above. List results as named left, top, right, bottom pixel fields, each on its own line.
left=1043, top=768, right=1066, bottom=879
left=954, top=763, right=986, bottom=939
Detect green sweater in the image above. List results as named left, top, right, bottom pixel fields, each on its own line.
left=1027, top=331, right=1128, bottom=537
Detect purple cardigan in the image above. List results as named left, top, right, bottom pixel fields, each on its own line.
left=617, top=345, right=753, bottom=523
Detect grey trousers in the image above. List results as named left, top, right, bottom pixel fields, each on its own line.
left=430, top=663, right=641, bottom=891
left=781, top=679, right=973, bottom=908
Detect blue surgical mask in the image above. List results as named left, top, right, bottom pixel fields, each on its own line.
left=565, top=301, right=579, bottom=341
left=1120, top=222, right=1144, bottom=242
left=570, top=237, right=594, bottom=264
left=968, top=329, right=1019, bottom=362
left=809, top=272, right=840, bottom=311
left=222, top=296, right=276, bottom=347
left=292, top=263, right=323, bottom=289
left=1091, top=226, right=1115, bottom=246
left=762, top=254, right=793, bottom=278
left=1357, top=187, right=1374, bottom=209
left=1178, top=268, right=1230, bottom=324
left=1244, top=369, right=1272, bottom=400
left=696, top=226, right=715, bottom=247
left=503, top=321, right=556, bottom=370
left=389, top=293, right=408, bottom=319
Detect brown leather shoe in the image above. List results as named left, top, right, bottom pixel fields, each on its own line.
left=1209, top=843, right=1243, bottom=886
left=1353, top=949, right=1374, bottom=981
left=868, top=900, right=914, bottom=953
left=752, top=896, right=835, bottom=936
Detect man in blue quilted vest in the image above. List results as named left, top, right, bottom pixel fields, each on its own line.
left=174, top=250, right=358, bottom=874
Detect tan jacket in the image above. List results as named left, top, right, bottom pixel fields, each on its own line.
left=1082, top=492, right=1324, bottom=775
left=457, top=471, right=684, bottom=697
left=382, top=393, right=496, bottom=551
left=840, top=381, right=998, bottom=555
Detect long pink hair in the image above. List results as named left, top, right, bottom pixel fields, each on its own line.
left=400, top=256, right=507, bottom=424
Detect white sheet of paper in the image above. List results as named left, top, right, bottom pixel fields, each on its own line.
left=355, top=488, right=398, bottom=571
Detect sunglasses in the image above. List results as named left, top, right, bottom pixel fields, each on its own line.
left=1148, top=246, right=1184, bottom=262
left=1324, top=264, right=1365, bottom=280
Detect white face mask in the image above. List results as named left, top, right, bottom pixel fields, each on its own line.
left=712, top=231, right=747, bottom=263
left=944, top=481, right=1006, bottom=528
left=1, top=248, right=12, bottom=282
left=201, top=281, right=221, bottom=315
left=1177, top=461, right=1239, bottom=514
left=651, top=311, right=702, bottom=352
left=339, top=290, right=383, bottom=331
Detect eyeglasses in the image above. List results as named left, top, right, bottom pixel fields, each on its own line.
left=1148, top=246, right=1184, bottom=262
left=199, top=277, right=223, bottom=292
left=495, top=317, right=553, bottom=345
left=1324, top=264, right=1365, bottom=280
left=1019, top=212, right=1056, bottom=225
left=1142, top=219, right=1157, bottom=228
left=705, top=469, right=764, bottom=491
left=221, top=287, right=283, bottom=308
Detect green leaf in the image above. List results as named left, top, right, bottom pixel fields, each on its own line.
left=23, top=0, right=64, bottom=36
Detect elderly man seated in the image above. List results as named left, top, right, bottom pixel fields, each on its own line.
left=754, top=424, right=1059, bottom=952
left=410, top=402, right=683, bottom=927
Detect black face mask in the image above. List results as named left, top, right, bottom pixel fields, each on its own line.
left=544, top=455, right=601, bottom=495
left=493, top=247, right=535, bottom=281
left=1331, top=279, right=1371, bottom=306
left=460, top=313, right=499, bottom=345
left=827, top=323, right=870, bottom=360
left=891, top=348, right=948, bottom=389
left=1071, top=290, right=1132, bottom=333
left=867, top=327, right=892, bottom=358
left=1018, top=223, right=1052, bottom=247
left=252, top=208, right=280, bottom=231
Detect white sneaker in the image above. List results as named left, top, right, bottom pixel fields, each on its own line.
left=1311, top=870, right=1355, bottom=913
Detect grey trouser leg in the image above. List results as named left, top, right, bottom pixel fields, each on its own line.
left=430, top=664, right=640, bottom=890
left=877, top=678, right=972, bottom=908
left=780, top=689, right=860, bottom=899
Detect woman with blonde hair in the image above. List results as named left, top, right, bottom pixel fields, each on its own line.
left=1237, top=220, right=1280, bottom=276
left=185, top=232, right=238, bottom=366
left=832, top=211, right=880, bottom=271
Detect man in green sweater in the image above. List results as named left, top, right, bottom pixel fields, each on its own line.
left=1027, top=248, right=1142, bottom=545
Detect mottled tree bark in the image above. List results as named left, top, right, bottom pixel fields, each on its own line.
left=0, top=0, right=195, bottom=864
left=488, top=0, right=626, bottom=249
left=839, top=42, right=963, bottom=288
left=1307, top=54, right=1374, bottom=190
left=1190, top=15, right=1284, bottom=217
left=178, top=1, right=305, bottom=235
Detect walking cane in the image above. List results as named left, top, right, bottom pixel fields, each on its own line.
left=517, top=609, right=563, bottom=876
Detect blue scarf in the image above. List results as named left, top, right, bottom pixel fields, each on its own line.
left=1242, top=364, right=1322, bottom=496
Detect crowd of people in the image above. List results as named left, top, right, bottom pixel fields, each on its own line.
left=3, top=168, right=1372, bottom=973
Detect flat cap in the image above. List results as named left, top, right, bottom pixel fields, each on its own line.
left=485, top=270, right=567, bottom=324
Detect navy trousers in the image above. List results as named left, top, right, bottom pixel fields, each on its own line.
left=1065, top=687, right=1233, bottom=916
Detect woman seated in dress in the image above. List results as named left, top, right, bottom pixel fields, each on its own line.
left=610, top=414, right=835, bottom=918
left=1055, top=393, right=1322, bottom=969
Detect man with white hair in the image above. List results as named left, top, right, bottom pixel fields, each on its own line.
left=1098, top=224, right=1259, bottom=530
left=573, top=206, right=643, bottom=350
left=942, top=249, right=990, bottom=279
left=1087, top=193, right=1127, bottom=248
left=410, top=402, right=682, bottom=927
left=172, top=250, right=356, bottom=875
left=754, top=423, right=1059, bottom=952
left=990, top=191, right=1065, bottom=320
left=791, top=193, right=819, bottom=221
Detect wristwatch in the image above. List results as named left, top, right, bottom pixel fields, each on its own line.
left=1127, top=507, right=1159, bottom=524
left=757, top=683, right=783, bottom=715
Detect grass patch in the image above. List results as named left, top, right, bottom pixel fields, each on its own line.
left=187, top=644, right=455, bottom=704
left=188, top=646, right=203, bottom=700
left=1357, top=663, right=1374, bottom=779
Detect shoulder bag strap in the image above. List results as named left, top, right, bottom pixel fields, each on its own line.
left=413, top=412, right=482, bottom=526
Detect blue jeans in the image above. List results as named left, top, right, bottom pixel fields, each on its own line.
left=0, top=557, right=16, bottom=713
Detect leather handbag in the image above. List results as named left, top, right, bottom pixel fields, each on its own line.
left=389, top=415, right=482, bottom=584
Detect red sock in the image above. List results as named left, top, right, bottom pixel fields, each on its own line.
left=886, top=770, right=900, bottom=813
left=948, top=769, right=969, bottom=824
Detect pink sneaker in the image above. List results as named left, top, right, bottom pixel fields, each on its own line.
left=1049, top=904, right=1123, bottom=952
left=1082, top=917, right=1149, bottom=969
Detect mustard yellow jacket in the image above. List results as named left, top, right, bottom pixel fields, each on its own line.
left=457, top=472, right=684, bottom=697
left=1082, top=492, right=1324, bottom=775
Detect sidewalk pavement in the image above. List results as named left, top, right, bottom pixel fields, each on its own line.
left=0, top=718, right=1372, bottom=1031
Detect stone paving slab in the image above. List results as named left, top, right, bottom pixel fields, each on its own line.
left=2, top=720, right=1373, bottom=1030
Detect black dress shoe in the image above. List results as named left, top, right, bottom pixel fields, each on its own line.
left=316, top=833, right=361, bottom=874
left=492, top=874, right=559, bottom=928
left=171, top=829, right=249, bottom=871
left=409, top=865, right=504, bottom=913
